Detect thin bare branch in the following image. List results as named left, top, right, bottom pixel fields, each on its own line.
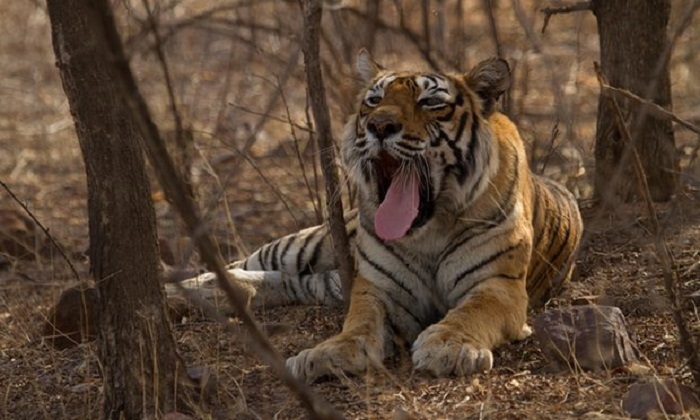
left=278, top=78, right=323, bottom=223
left=342, top=6, right=446, bottom=71
left=420, top=0, right=432, bottom=54
left=482, top=0, right=502, bottom=57
left=232, top=148, right=302, bottom=226
left=599, top=83, right=700, bottom=135
left=541, top=1, right=591, bottom=34
left=142, top=0, right=184, bottom=143
left=305, top=91, right=326, bottom=222
left=0, top=180, right=81, bottom=282
left=125, top=2, right=286, bottom=49
left=302, top=0, right=355, bottom=314
left=511, top=0, right=569, bottom=163
left=537, top=119, right=561, bottom=176
left=363, top=0, right=382, bottom=53
left=512, top=0, right=565, bottom=110
left=239, top=45, right=302, bottom=156
left=228, top=104, right=315, bottom=134
left=142, top=0, right=196, bottom=202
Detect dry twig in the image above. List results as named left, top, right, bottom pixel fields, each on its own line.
left=342, top=6, right=447, bottom=71
left=511, top=0, right=568, bottom=159
left=279, top=78, right=323, bottom=223
left=228, top=104, right=314, bottom=134
left=599, top=83, right=700, bottom=136
left=0, top=180, right=81, bottom=282
left=537, top=120, right=561, bottom=176
left=302, top=0, right=355, bottom=313
left=541, top=1, right=591, bottom=34
left=481, top=0, right=502, bottom=57
left=142, top=0, right=185, bottom=149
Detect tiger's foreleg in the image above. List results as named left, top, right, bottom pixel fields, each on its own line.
left=286, top=275, right=391, bottom=383
left=411, top=277, right=531, bottom=377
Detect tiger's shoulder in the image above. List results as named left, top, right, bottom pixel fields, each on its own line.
left=477, top=110, right=583, bottom=306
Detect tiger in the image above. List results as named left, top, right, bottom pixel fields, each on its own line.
left=185, top=50, right=583, bottom=383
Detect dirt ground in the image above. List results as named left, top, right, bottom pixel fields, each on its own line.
left=1, top=1, right=700, bottom=419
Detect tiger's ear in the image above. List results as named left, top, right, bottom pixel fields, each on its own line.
left=465, top=58, right=511, bottom=115
left=356, top=48, right=383, bottom=82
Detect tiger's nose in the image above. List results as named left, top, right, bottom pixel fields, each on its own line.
left=367, top=115, right=403, bottom=141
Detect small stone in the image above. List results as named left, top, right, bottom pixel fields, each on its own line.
left=579, top=413, right=624, bottom=419
left=571, top=295, right=600, bottom=306
left=162, top=412, right=194, bottom=420
left=0, top=253, right=11, bottom=271
left=43, top=286, right=98, bottom=350
left=186, top=365, right=218, bottom=403
left=69, top=383, right=98, bottom=394
left=622, top=379, right=700, bottom=418
left=158, top=238, right=177, bottom=266
left=393, top=406, right=419, bottom=420
left=686, top=290, right=700, bottom=307
left=534, top=305, right=638, bottom=371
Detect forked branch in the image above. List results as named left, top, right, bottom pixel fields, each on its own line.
left=599, top=82, right=700, bottom=135
left=302, top=0, right=355, bottom=313
left=541, top=1, right=591, bottom=33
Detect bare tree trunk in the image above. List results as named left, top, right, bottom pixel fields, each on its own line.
left=592, top=0, right=678, bottom=203
left=421, top=0, right=432, bottom=53
left=46, top=1, right=186, bottom=418
left=302, top=0, right=355, bottom=314
left=433, top=0, right=447, bottom=57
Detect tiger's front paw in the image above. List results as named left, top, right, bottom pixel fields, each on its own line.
left=286, top=335, right=382, bottom=383
left=411, top=324, right=493, bottom=377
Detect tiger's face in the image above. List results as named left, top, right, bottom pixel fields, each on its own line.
left=342, top=50, right=510, bottom=242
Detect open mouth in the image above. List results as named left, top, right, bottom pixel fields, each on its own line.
left=376, top=151, right=399, bottom=203
left=373, top=151, right=433, bottom=241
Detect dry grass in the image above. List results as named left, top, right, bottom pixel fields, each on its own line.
left=1, top=0, right=700, bottom=418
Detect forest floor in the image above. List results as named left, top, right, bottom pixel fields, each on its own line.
left=2, top=1, right=700, bottom=419
left=3, top=152, right=700, bottom=419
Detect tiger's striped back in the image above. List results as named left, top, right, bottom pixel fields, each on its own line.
left=527, top=175, right=583, bottom=306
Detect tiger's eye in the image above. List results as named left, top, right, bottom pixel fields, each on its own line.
left=366, top=96, right=382, bottom=106
left=419, top=97, right=445, bottom=107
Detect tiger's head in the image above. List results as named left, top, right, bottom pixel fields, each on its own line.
left=342, top=50, right=511, bottom=241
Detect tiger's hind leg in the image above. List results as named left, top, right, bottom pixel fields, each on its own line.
left=411, top=277, right=530, bottom=377
left=169, top=213, right=354, bottom=311
left=286, top=275, right=390, bottom=383
left=171, top=269, right=343, bottom=313
left=230, top=269, right=343, bottom=308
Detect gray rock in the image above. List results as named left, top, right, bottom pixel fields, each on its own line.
left=622, top=379, right=700, bottom=418
left=43, top=285, right=98, bottom=350
left=534, top=305, right=638, bottom=371
left=162, top=412, right=194, bottom=420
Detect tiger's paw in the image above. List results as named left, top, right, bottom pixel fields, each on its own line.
left=411, top=324, right=493, bottom=377
left=518, top=323, right=533, bottom=340
left=286, top=335, right=382, bottom=383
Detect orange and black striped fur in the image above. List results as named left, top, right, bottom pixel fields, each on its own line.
left=213, top=51, right=583, bottom=382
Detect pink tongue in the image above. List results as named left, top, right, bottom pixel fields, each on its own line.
left=374, top=171, right=420, bottom=241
